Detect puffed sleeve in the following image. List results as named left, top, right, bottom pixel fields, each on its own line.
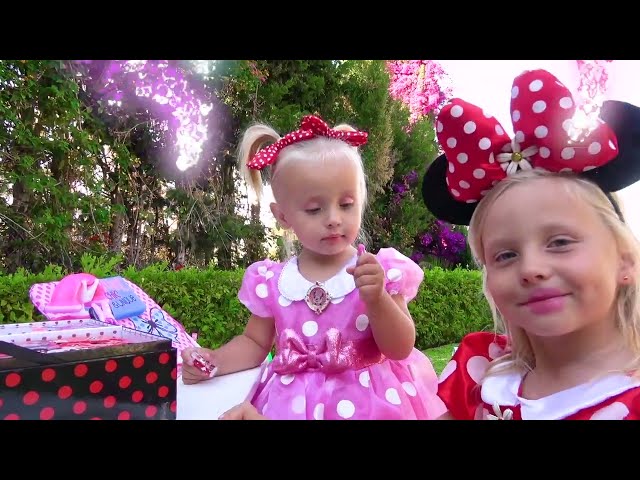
left=376, top=247, right=424, bottom=302
left=237, top=260, right=276, bottom=318
left=437, top=332, right=509, bottom=420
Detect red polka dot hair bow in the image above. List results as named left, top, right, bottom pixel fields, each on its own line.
left=247, top=114, right=368, bottom=170
left=422, top=68, right=640, bottom=225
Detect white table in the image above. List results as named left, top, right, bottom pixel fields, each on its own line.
left=176, top=364, right=265, bottom=420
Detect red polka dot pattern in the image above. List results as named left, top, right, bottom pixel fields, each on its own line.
left=247, top=114, right=368, bottom=170
left=89, top=380, right=103, bottom=394
left=5, top=373, right=21, bottom=388
left=145, top=405, right=157, bottom=417
left=0, top=348, right=176, bottom=420
left=73, top=401, right=87, bottom=414
left=40, top=407, right=54, bottom=420
left=23, top=391, right=39, bottom=406
left=436, top=69, right=619, bottom=203
left=58, top=386, right=73, bottom=399
left=118, top=411, right=131, bottom=420
left=74, top=364, right=88, bottom=378
left=41, top=369, right=56, bottom=382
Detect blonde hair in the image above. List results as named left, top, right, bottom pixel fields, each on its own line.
left=467, top=168, right=640, bottom=379
left=237, top=120, right=369, bottom=255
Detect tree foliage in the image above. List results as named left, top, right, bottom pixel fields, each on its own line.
left=0, top=59, right=466, bottom=274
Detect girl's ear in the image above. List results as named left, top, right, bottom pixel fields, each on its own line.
left=619, top=251, right=636, bottom=285
left=270, top=202, right=291, bottom=230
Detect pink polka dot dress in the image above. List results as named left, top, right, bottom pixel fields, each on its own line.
left=438, top=332, right=640, bottom=420
left=238, top=248, right=447, bottom=420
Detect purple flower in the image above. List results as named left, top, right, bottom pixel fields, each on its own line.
left=420, top=233, right=433, bottom=247
left=414, top=219, right=468, bottom=267
left=404, top=170, right=418, bottom=185
left=410, top=251, right=425, bottom=264
left=393, top=182, right=408, bottom=194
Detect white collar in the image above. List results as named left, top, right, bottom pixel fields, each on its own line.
left=481, top=367, right=640, bottom=420
left=278, top=255, right=358, bottom=302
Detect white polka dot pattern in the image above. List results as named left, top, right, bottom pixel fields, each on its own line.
left=291, top=395, right=306, bottom=414
left=590, top=402, right=629, bottom=420
left=280, top=374, right=295, bottom=385
left=313, top=403, right=325, bottom=420
left=337, top=399, right=356, bottom=418
left=435, top=69, right=620, bottom=202
left=355, top=314, right=369, bottom=332
left=302, top=320, right=318, bottom=337
left=385, top=387, right=402, bottom=405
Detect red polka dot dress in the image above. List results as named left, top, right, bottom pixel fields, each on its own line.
left=438, top=332, right=640, bottom=420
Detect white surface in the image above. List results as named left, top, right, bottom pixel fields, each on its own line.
left=176, top=364, right=265, bottom=420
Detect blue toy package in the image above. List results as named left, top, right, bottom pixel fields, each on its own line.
left=100, top=276, right=147, bottom=320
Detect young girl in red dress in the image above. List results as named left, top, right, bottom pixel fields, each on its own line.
left=422, top=68, right=640, bottom=420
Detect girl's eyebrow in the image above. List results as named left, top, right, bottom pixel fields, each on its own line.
left=484, top=221, right=580, bottom=251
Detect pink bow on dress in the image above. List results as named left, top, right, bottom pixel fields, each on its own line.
left=271, top=327, right=383, bottom=375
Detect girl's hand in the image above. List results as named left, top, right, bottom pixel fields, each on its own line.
left=180, top=347, right=217, bottom=384
left=347, top=249, right=385, bottom=306
left=219, top=401, right=268, bottom=420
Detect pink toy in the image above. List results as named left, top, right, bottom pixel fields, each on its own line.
left=357, top=244, right=365, bottom=256
left=42, top=273, right=108, bottom=319
left=29, top=273, right=199, bottom=375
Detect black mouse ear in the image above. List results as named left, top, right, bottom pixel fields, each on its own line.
left=582, top=100, right=640, bottom=192
left=422, top=154, right=478, bottom=226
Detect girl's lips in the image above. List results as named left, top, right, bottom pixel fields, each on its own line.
left=522, top=294, right=571, bottom=315
left=520, top=288, right=569, bottom=305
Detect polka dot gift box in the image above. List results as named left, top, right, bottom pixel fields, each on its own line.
left=0, top=322, right=177, bottom=420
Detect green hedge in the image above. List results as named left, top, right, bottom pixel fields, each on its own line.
left=0, top=264, right=493, bottom=351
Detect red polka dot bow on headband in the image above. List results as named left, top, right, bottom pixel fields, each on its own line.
left=436, top=69, right=618, bottom=203
left=247, top=114, right=368, bottom=170
left=422, top=68, right=640, bottom=225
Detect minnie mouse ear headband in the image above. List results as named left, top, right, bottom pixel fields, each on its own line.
left=422, top=69, right=640, bottom=225
left=246, top=114, right=368, bottom=170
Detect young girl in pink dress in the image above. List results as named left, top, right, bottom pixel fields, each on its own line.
left=181, top=115, right=446, bottom=420
left=422, top=68, right=640, bottom=419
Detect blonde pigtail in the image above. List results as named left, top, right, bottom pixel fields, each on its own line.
left=237, top=124, right=281, bottom=201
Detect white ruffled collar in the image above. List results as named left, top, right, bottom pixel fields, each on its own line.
left=278, top=254, right=358, bottom=302
left=481, top=367, right=640, bottom=420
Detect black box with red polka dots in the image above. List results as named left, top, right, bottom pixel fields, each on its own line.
left=0, top=321, right=177, bottom=420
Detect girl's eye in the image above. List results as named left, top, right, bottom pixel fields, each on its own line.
left=549, top=238, right=572, bottom=248
left=494, top=251, right=516, bottom=263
